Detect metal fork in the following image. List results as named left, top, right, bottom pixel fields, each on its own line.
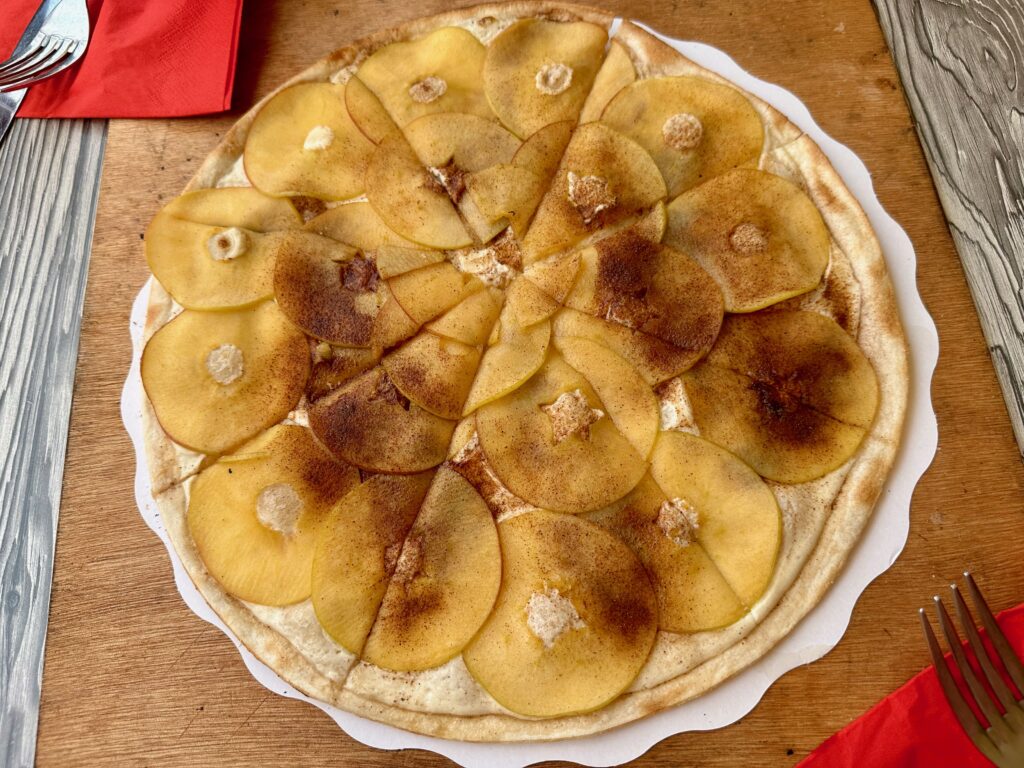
left=921, top=573, right=1024, bottom=767
left=0, top=0, right=90, bottom=92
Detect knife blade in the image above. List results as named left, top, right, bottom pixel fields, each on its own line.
left=0, top=0, right=69, bottom=145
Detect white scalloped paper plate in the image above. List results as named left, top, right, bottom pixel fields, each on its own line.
left=121, top=20, right=939, bottom=768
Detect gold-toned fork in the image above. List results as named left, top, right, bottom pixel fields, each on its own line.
left=920, top=573, right=1024, bottom=767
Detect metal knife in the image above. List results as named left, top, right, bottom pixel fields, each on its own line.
left=0, top=0, right=67, bottom=145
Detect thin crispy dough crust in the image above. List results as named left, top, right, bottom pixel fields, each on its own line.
left=140, top=3, right=909, bottom=742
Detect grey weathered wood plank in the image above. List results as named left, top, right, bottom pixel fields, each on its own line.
left=0, top=117, right=106, bottom=768
left=873, top=0, right=1024, bottom=454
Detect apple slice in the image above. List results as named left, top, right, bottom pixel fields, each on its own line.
left=307, top=366, right=455, bottom=473
left=382, top=331, right=482, bottom=419
left=271, top=230, right=385, bottom=346
left=664, top=169, right=830, bottom=312
left=312, top=472, right=433, bottom=653
left=355, top=27, right=492, bottom=127
left=649, top=431, right=781, bottom=608
left=161, top=187, right=302, bottom=230
left=307, top=344, right=382, bottom=402
left=522, top=122, right=667, bottom=263
left=578, top=39, right=636, bottom=123
left=483, top=19, right=607, bottom=138
left=141, top=302, right=308, bottom=455
left=145, top=214, right=275, bottom=310
left=522, top=251, right=583, bottom=303
left=404, top=112, right=521, bottom=175
left=513, top=119, right=574, bottom=180
left=476, top=354, right=647, bottom=513
left=365, top=130, right=472, bottom=249
left=362, top=468, right=501, bottom=671
left=461, top=317, right=550, bottom=416
left=345, top=74, right=398, bottom=144
left=601, top=76, right=764, bottom=197
left=305, top=201, right=416, bottom=250
left=463, top=510, right=657, bottom=717
left=464, top=163, right=546, bottom=238
left=244, top=82, right=376, bottom=200
left=565, top=230, right=723, bottom=354
left=147, top=188, right=303, bottom=309
left=683, top=361, right=869, bottom=484
left=555, top=336, right=659, bottom=459
left=553, top=308, right=696, bottom=385
left=505, top=275, right=560, bottom=327
left=587, top=474, right=747, bottom=632
left=373, top=245, right=445, bottom=279
left=388, top=261, right=483, bottom=325
left=188, top=425, right=359, bottom=605
left=703, top=310, right=879, bottom=429
left=425, top=287, right=503, bottom=346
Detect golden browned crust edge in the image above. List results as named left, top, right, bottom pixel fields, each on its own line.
left=138, top=1, right=910, bottom=743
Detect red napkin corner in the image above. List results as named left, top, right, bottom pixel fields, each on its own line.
left=801, top=602, right=1024, bottom=767
left=2, top=0, right=244, bottom=118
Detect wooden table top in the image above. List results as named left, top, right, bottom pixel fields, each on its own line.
left=35, top=0, right=1024, bottom=765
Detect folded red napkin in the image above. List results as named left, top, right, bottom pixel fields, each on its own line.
left=2, top=0, right=244, bottom=118
left=800, top=602, right=1024, bottom=767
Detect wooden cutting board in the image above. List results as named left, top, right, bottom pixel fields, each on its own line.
left=35, top=0, right=1024, bottom=765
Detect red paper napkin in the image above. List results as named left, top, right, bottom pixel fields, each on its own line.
left=800, top=602, right=1024, bottom=767
left=2, top=0, right=244, bottom=118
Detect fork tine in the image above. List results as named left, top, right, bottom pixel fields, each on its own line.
left=934, top=596, right=1004, bottom=726
left=0, top=38, right=52, bottom=79
left=951, top=583, right=1020, bottom=712
left=921, top=608, right=990, bottom=742
left=965, top=572, right=1024, bottom=696
left=0, top=43, right=75, bottom=92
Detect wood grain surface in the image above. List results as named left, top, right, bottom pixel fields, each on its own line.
left=0, top=117, right=105, bottom=768
left=35, top=1, right=1024, bottom=765
left=873, top=0, right=1024, bottom=458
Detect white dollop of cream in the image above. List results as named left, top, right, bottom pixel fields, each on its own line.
left=303, top=124, right=335, bottom=151
left=256, top=483, right=304, bottom=536
left=535, top=62, right=573, bottom=95
left=526, top=588, right=586, bottom=649
left=409, top=76, right=447, bottom=103
left=205, top=344, right=244, bottom=385
left=657, top=497, right=700, bottom=547
left=206, top=227, right=248, bottom=262
left=662, top=112, right=704, bottom=151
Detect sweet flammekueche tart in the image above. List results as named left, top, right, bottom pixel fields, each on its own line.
left=138, top=2, right=909, bottom=741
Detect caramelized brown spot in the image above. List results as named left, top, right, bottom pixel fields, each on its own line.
left=429, top=160, right=468, bottom=203
left=341, top=254, right=381, bottom=293
left=490, top=228, right=523, bottom=271
left=291, top=196, right=328, bottom=221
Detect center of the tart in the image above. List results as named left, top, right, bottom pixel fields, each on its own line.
left=409, top=75, right=447, bottom=103
left=567, top=171, right=616, bottom=225
left=535, top=62, right=573, bottom=95
left=427, top=160, right=468, bottom=203
left=207, top=227, right=248, bottom=262
left=391, top=535, right=425, bottom=585
left=729, top=222, right=769, bottom=254
left=657, top=497, right=700, bottom=547
left=542, top=389, right=604, bottom=443
left=526, top=588, right=586, bottom=648
left=256, top=482, right=303, bottom=536
left=303, top=124, right=335, bottom=151
left=662, top=112, right=704, bottom=151
left=450, top=230, right=521, bottom=288
left=205, top=343, right=244, bottom=385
